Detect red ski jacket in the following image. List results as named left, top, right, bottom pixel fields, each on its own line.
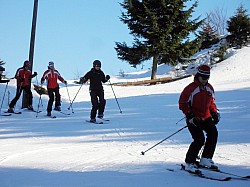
left=15, top=67, right=35, bottom=87
left=179, top=77, right=217, bottom=121
left=41, top=69, right=65, bottom=89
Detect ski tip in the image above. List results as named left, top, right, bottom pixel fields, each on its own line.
left=1, top=113, right=12, bottom=116
left=5, top=111, right=22, bottom=114
left=166, top=168, right=175, bottom=172
left=224, top=177, right=232, bottom=181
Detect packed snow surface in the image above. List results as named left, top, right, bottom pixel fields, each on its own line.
left=0, top=47, right=250, bottom=186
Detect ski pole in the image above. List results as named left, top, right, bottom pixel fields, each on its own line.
left=65, top=84, right=74, bottom=113
left=176, top=116, right=186, bottom=125
left=36, top=93, right=42, bottom=118
left=108, top=80, right=122, bottom=114
left=0, top=81, right=9, bottom=113
left=35, top=76, right=43, bottom=107
left=197, top=145, right=204, bottom=160
left=67, top=83, right=83, bottom=111
left=141, top=125, right=188, bottom=155
left=34, top=77, right=45, bottom=118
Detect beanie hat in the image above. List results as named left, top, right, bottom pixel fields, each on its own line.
left=197, top=65, right=210, bottom=76
left=93, top=60, right=101, bottom=67
left=23, top=60, right=30, bottom=67
left=49, top=61, right=54, bottom=67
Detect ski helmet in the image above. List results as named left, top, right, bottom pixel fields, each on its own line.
left=93, top=60, right=101, bottom=67
left=49, top=61, right=54, bottom=67
left=23, top=60, right=30, bottom=67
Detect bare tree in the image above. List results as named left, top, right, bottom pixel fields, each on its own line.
left=73, top=69, right=83, bottom=80
left=208, top=7, right=228, bottom=36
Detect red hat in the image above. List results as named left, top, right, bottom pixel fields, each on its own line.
left=197, top=65, right=210, bottom=76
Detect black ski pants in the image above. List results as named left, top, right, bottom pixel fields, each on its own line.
left=90, top=89, right=106, bottom=119
left=185, top=117, right=218, bottom=164
left=47, top=87, right=61, bottom=112
left=9, top=85, right=33, bottom=108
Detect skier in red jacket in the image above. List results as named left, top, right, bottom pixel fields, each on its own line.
left=179, top=64, right=220, bottom=173
left=8, top=60, right=37, bottom=113
left=41, top=61, right=67, bottom=116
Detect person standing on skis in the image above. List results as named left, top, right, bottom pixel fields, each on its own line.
left=178, top=64, right=220, bottom=173
left=41, top=61, right=67, bottom=116
left=79, top=60, right=110, bottom=123
left=8, top=60, right=37, bottom=113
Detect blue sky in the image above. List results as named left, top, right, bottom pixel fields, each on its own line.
left=0, top=0, right=249, bottom=80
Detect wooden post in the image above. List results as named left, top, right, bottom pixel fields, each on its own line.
left=22, top=0, right=38, bottom=108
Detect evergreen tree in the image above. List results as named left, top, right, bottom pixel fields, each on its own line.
left=115, top=0, right=203, bottom=79
left=226, top=5, right=250, bottom=48
left=0, top=59, right=5, bottom=66
left=0, top=59, right=6, bottom=80
left=198, top=15, right=219, bottom=50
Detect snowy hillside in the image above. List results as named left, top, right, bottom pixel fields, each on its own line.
left=0, top=47, right=250, bottom=187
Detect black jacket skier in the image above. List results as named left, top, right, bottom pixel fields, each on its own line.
left=80, top=60, right=110, bottom=122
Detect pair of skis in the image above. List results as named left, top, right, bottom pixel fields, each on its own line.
left=3, top=108, right=42, bottom=116
left=46, top=111, right=71, bottom=118
left=48, top=111, right=71, bottom=118
left=2, top=111, right=22, bottom=116
left=178, top=164, right=250, bottom=181
left=86, top=118, right=110, bottom=124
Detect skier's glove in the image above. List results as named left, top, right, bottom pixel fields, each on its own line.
left=64, top=80, right=67, bottom=85
left=79, top=77, right=86, bottom=84
left=186, top=112, right=199, bottom=127
left=105, top=75, right=110, bottom=81
left=211, top=112, right=220, bottom=125
left=33, top=72, right=38, bottom=76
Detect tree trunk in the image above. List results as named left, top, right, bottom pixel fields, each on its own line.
left=150, top=55, right=158, bottom=80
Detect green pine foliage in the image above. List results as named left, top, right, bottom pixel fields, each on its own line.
left=226, top=5, right=250, bottom=48
left=115, top=0, right=203, bottom=79
left=0, top=59, right=6, bottom=80
left=0, top=59, right=5, bottom=66
left=198, top=18, right=219, bottom=50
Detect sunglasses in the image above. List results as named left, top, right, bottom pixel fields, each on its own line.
left=200, top=75, right=210, bottom=80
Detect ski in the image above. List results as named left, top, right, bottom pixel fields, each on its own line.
left=32, top=110, right=42, bottom=113
left=98, top=118, right=110, bottom=121
left=0, top=113, right=12, bottom=116
left=197, top=165, right=250, bottom=180
left=27, top=110, right=42, bottom=113
left=4, top=111, right=22, bottom=114
left=180, top=164, right=231, bottom=181
left=86, top=120, right=103, bottom=124
left=56, top=111, right=71, bottom=115
left=47, top=115, right=56, bottom=118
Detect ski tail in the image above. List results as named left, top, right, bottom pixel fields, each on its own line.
left=197, top=164, right=250, bottom=180
left=180, top=164, right=232, bottom=181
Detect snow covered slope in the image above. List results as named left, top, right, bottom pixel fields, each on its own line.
left=0, top=47, right=249, bottom=187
